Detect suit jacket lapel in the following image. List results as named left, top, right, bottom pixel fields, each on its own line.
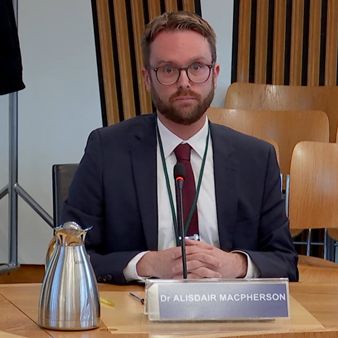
left=130, top=115, right=158, bottom=250
left=210, top=123, right=238, bottom=251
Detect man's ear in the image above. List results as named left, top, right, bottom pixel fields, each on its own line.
left=213, top=64, right=220, bottom=79
left=213, top=63, right=220, bottom=88
left=142, top=67, right=151, bottom=92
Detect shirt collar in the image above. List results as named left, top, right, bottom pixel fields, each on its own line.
left=157, top=116, right=209, bottom=159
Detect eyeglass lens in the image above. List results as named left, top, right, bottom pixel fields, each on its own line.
left=155, top=63, right=212, bottom=85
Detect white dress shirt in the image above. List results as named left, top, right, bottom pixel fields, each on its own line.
left=123, top=116, right=259, bottom=281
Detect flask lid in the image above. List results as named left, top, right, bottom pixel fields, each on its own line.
left=55, top=221, right=92, bottom=246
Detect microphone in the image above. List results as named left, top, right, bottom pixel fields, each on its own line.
left=174, top=163, right=187, bottom=279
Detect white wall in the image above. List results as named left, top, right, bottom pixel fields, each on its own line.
left=0, top=1, right=233, bottom=264
left=0, top=0, right=102, bottom=263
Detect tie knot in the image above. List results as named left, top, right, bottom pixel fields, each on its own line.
left=174, top=143, right=191, bottom=162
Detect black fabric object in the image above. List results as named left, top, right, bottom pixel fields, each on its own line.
left=0, top=0, right=25, bottom=95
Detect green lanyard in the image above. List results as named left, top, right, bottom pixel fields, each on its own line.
left=156, top=121, right=210, bottom=246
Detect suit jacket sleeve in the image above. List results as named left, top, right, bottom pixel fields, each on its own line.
left=212, top=124, right=298, bottom=281
left=62, top=128, right=144, bottom=285
left=244, top=144, right=298, bottom=281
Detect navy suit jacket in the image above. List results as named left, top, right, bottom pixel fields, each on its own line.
left=62, top=114, right=298, bottom=284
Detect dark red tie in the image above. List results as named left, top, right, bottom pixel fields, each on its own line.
left=174, top=143, right=199, bottom=236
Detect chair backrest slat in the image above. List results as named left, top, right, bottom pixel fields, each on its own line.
left=224, top=83, right=338, bottom=142
left=289, top=142, right=338, bottom=235
left=207, top=108, right=329, bottom=180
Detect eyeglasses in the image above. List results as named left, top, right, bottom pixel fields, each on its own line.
left=150, top=62, right=214, bottom=85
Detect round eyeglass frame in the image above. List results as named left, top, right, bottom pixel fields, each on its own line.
left=150, top=63, right=214, bottom=86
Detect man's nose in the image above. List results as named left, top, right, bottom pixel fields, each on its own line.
left=177, top=69, right=191, bottom=88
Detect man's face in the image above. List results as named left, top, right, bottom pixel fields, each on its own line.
left=143, top=30, right=220, bottom=125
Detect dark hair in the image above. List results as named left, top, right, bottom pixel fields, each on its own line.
left=141, top=11, right=216, bottom=67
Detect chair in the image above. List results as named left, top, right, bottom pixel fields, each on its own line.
left=207, top=107, right=329, bottom=189
left=52, top=163, right=78, bottom=227
left=289, top=141, right=338, bottom=261
left=327, top=128, right=338, bottom=256
left=224, top=83, right=338, bottom=142
left=208, top=106, right=281, bottom=162
left=330, top=128, right=338, bottom=242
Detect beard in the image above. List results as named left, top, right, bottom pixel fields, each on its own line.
left=150, top=80, right=215, bottom=125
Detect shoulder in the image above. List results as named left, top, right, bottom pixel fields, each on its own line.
left=88, top=114, right=156, bottom=144
left=209, top=122, right=280, bottom=184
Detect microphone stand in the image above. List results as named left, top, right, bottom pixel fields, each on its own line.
left=175, top=173, right=188, bottom=279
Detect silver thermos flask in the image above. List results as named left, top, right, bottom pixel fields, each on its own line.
left=38, top=221, right=100, bottom=330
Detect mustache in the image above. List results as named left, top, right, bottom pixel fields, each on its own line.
left=169, top=89, right=201, bottom=102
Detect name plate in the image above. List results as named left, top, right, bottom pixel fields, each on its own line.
left=145, top=278, right=289, bottom=321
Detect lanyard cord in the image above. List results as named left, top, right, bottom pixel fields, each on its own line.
left=156, top=121, right=210, bottom=245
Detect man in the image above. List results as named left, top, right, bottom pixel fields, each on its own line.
left=62, top=11, right=298, bottom=284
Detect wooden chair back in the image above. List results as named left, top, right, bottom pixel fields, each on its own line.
left=224, top=83, right=338, bottom=142
left=208, top=107, right=280, bottom=163
left=326, top=128, right=338, bottom=247
left=207, top=108, right=329, bottom=180
left=289, top=142, right=338, bottom=240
